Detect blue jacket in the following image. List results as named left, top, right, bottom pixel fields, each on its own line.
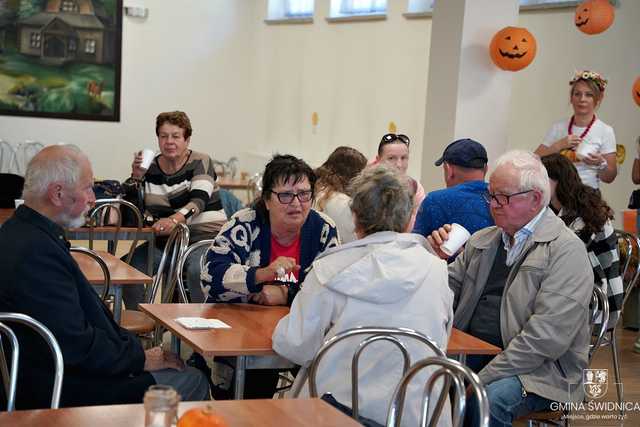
left=203, top=207, right=339, bottom=304
left=413, top=180, right=493, bottom=238
left=0, top=206, right=154, bottom=409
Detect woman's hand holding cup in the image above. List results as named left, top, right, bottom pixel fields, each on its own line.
left=131, top=149, right=155, bottom=179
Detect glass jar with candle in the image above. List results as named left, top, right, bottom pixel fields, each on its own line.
left=144, top=384, right=180, bottom=427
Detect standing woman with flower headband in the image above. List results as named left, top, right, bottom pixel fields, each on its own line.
left=534, top=70, right=617, bottom=189
left=374, top=133, right=426, bottom=229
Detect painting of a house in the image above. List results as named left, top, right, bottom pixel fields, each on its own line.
left=0, top=0, right=121, bottom=121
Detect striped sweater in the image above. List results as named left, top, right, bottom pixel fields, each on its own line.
left=124, top=150, right=227, bottom=242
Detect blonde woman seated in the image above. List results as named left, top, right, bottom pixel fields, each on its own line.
left=273, top=164, right=453, bottom=427
left=314, top=146, right=367, bottom=243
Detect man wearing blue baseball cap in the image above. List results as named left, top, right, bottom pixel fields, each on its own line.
left=413, top=138, right=494, bottom=244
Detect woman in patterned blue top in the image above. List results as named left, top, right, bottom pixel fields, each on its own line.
left=202, top=154, right=339, bottom=306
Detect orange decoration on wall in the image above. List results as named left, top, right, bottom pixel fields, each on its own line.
left=489, top=27, right=537, bottom=72
left=311, top=112, right=318, bottom=126
left=574, top=0, right=614, bottom=35
left=633, top=77, right=640, bottom=107
left=388, top=121, right=397, bottom=133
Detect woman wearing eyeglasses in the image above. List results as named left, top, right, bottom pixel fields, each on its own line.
left=534, top=71, right=617, bottom=189
left=541, top=153, right=622, bottom=329
left=374, top=133, right=425, bottom=230
left=203, top=154, right=339, bottom=307
left=202, top=154, right=338, bottom=400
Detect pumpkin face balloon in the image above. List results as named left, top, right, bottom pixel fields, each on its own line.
left=633, top=77, right=640, bottom=107
left=489, top=27, right=537, bottom=72
left=575, top=0, right=614, bottom=35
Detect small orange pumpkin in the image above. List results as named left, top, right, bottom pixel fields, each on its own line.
left=575, top=0, right=614, bottom=35
left=633, top=76, right=640, bottom=107
left=177, top=405, right=228, bottom=427
left=489, top=26, right=537, bottom=72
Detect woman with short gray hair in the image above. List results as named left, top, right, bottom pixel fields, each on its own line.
left=273, top=164, right=454, bottom=427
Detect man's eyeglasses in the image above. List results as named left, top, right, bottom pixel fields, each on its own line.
left=482, top=190, right=533, bottom=207
left=269, top=190, right=313, bottom=204
left=380, top=133, right=410, bottom=147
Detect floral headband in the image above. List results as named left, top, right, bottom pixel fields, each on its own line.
left=570, top=70, right=608, bottom=92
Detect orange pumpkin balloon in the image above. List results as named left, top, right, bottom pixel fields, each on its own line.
left=489, top=27, right=537, bottom=72
left=633, top=77, right=640, bottom=107
left=178, top=406, right=228, bottom=427
left=575, top=0, right=614, bottom=35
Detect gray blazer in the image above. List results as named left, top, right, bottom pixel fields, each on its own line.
left=449, top=208, right=593, bottom=403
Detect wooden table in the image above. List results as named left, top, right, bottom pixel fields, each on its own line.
left=0, top=208, right=14, bottom=224
left=140, top=303, right=500, bottom=398
left=74, top=250, right=152, bottom=324
left=67, top=226, right=156, bottom=276
left=0, top=398, right=361, bottom=427
left=218, top=177, right=256, bottom=203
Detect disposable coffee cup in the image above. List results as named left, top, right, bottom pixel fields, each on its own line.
left=440, top=223, right=471, bottom=256
left=575, top=143, right=598, bottom=161
left=139, top=149, right=155, bottom=170
left=14, top=199, right=24, bottom=208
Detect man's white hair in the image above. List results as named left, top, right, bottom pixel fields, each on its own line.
left=493, top=150, right=550, bottom=207
left=22, top=144, right=85, bottom=201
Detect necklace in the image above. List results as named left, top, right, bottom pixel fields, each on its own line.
left=568, top=114, right=596, bottom=139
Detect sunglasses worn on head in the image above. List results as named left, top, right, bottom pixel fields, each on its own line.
left=482, top=190, right=533, bottom=207
left=269, top=190, right=313, bottom=204
left=380, top=133, right=410, bottom=147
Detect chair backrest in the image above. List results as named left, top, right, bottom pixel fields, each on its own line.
left=176, top=239, right=215, bottom=303
left=615, top=229, right=640, bottom=316
left=148, top=223, right=190, bottom=305
left=87, top=198, right=143, bottom=264
left=387, top=356, right=489, bottom=427
left=0, top=140, right=16, bottom=174
left=0, top=312, right=64, bottom=411
left=307, top=326, right=446, bottom=421
left=0, top=173, right=25, bottom=208
left=589, top=285, right=609, bottom=361
left=11, top=141, right=44, bottom=175
left=70, top=247, right=111, bottom=302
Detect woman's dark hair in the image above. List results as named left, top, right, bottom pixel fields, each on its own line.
left=254, top=154, right=316, bottom=221
left=541, top=153, right=613, bottom=238
left=315, top=146, right=367, bottom=210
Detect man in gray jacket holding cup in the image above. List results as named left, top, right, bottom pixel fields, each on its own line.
left=429, top=150, right=593, bottom=426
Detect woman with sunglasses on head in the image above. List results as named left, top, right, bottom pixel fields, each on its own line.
left=314, top=146, right=367, bottom=243
left=534, top=71, right=617, bottom=189
left=541, top=153, right=622, bottom=329
left=374, top=133, right=425, bottom=230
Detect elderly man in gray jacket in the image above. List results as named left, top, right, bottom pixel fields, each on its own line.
left=429, top=150, right=593, bottom=426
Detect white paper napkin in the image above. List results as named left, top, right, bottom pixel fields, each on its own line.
left=174, top=317, right=231, bottom=330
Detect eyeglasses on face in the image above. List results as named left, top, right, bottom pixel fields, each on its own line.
left=482, top=190, right=533, bottom=207
left=380, top=133, right=410, bottom=147
left=269, top=190, right=313, bottom=204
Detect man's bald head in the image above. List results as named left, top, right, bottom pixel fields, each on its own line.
left=23, top=145, right=89, bottom=202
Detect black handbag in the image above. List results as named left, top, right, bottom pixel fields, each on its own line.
left=628, top=190, right=640, bottom=209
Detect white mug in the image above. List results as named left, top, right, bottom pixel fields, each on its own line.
left=139, top=149, right=156, bottom=170
left=440, top=223, right=471, bottom=256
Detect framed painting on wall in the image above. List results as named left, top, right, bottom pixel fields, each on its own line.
left=0, top=0, right=122, bottom=122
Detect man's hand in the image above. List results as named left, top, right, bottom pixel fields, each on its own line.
left=427, top=224, right=453, bottom=260
left=250, top=285, right=288, bottom=306
left=144, top=346, right=185, bottom=372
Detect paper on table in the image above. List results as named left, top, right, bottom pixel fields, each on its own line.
left=174, top=317, right=231, bottom=330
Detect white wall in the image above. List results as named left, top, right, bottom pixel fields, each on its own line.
left=1, top=0, right=639, bottom=221
left=0, top=0, right=258, bottom=180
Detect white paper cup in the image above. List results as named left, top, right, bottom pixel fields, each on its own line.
left=139, top=149, right=155, bottom=170
left=440, top=223, right=471, bottom=256
left=14, top=199, right=24, bottom=208
left=575, top=143, right=598, bottom=161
